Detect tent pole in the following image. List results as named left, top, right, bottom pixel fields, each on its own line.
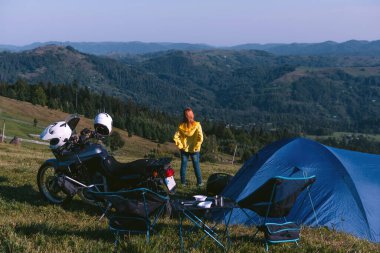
left=232, top=144, right=237, bottom=164
left=1, top=120, right=5, bottom=143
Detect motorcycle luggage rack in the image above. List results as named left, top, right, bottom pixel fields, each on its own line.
left=149, top=157, right=172, bottom=167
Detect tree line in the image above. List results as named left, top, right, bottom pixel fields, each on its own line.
left=1, top=80, right=380, bottom=161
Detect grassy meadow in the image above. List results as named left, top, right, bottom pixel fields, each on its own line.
left=0, top=96, right=379, bottom=252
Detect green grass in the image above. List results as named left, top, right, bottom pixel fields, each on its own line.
left=0, top=111, right=43, bottom=139
left=0, top=95, right=177, bottom=158
left=1, top=96, right=379, bottom=252
left=0, top=143, right=379, bottom=253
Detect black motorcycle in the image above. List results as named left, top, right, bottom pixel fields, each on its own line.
left=37, top=115, right=176, bottom=205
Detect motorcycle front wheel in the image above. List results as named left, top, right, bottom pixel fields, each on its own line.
left=37, top=163, right=72, bottom=205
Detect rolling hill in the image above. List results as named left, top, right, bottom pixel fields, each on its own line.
left=230, top=40, right=380, bottom=56
left=1, top=45, right=380, bottom=134
left=0, top=95, right=176, bottom=158
left=0, top=45, right=190, bottom=108
left=0, top=41, right=213, bottom=55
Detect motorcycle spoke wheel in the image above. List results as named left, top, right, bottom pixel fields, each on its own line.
left=38, top=165, right=70, bottom=204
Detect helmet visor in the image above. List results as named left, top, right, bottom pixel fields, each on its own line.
left=49, top=138, right=60, bottom=146
left=95, top=124, right=110, bottom=135
left=65, top=114, right=80, bottom=130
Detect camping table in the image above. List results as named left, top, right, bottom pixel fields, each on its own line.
left=172, top=198, right=236, bottom=252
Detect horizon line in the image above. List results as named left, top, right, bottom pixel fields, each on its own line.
left=1, top=39, right=380, bottom=48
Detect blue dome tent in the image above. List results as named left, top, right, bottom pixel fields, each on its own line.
left=222, top=137, right=380, bottom=242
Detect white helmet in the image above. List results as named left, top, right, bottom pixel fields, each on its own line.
left=40, top=121, right=72, bottom=149
left=94, top=113, right=112, bottom=136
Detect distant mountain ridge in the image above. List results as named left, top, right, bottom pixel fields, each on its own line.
left=1, top=40, right=380, bottom=56
left=0, top=41, right=213, bottom=55
left=231, top=40, right=380, bottom=56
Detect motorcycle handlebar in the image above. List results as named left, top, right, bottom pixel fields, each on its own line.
left=53, top=129, right=106, bottom=156
left=69, top=129, right=104, bottom=147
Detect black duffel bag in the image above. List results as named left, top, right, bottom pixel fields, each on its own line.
left=206, top=173, right=233, bottom=196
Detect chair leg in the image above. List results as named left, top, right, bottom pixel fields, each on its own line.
left=252, top=227, right=260, bottom=240
left=113, top=240, right=118, bottom=253
left=224, top=209, right=233, bottom=245
left=146, top=227, right=150, bottom=243
left=113, top=232, right=119, bottom=253
left=265, top=242, right=269, bottom=252
left=179, top=214, right=184, bottom=253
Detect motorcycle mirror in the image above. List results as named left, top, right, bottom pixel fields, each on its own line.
left=65, top=114, right=81, bottom=131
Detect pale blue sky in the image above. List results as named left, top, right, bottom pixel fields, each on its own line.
left=0, top=0, right=379, bottom=46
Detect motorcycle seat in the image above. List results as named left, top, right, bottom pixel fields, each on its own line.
left=103, top=156, right=151, bottom=178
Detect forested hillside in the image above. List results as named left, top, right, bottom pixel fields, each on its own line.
left=2, top=81, right=380, bottom=161
left=0, top=81, right=298, bottom=159
left=1, top=45, right=380, bottom=136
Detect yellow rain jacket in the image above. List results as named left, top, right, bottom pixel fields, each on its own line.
left=173, top=121, right=203, bottom=153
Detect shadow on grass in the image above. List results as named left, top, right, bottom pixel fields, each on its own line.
left=0, top=182, right=102, bottom=216
left=0, top=184, right=48, bottom=207
left=14, top=222, right=113, bottom=242
left=0, top=176, right=8, bottom=183
left=15, top=222, right=154, bottom=252
left=62, top=199, right=101, bottom=216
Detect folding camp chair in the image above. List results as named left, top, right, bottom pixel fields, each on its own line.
left=88, top=188, right=170, bottom=251
left=238, top=175, right=316, bottom=251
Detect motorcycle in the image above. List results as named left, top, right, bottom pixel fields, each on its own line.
left=37, top=114, right=176, bottom=206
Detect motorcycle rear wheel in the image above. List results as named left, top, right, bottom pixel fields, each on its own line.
left=37, top=163, right=72, bottom=205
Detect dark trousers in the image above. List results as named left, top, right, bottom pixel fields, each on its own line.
left=180, top=150, right=202, bottom=185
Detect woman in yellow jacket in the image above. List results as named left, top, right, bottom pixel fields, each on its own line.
left=173, top=108, right=204, bottom=186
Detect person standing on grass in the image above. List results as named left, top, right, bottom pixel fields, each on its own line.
left=173, top=108, right=204, bottom=187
